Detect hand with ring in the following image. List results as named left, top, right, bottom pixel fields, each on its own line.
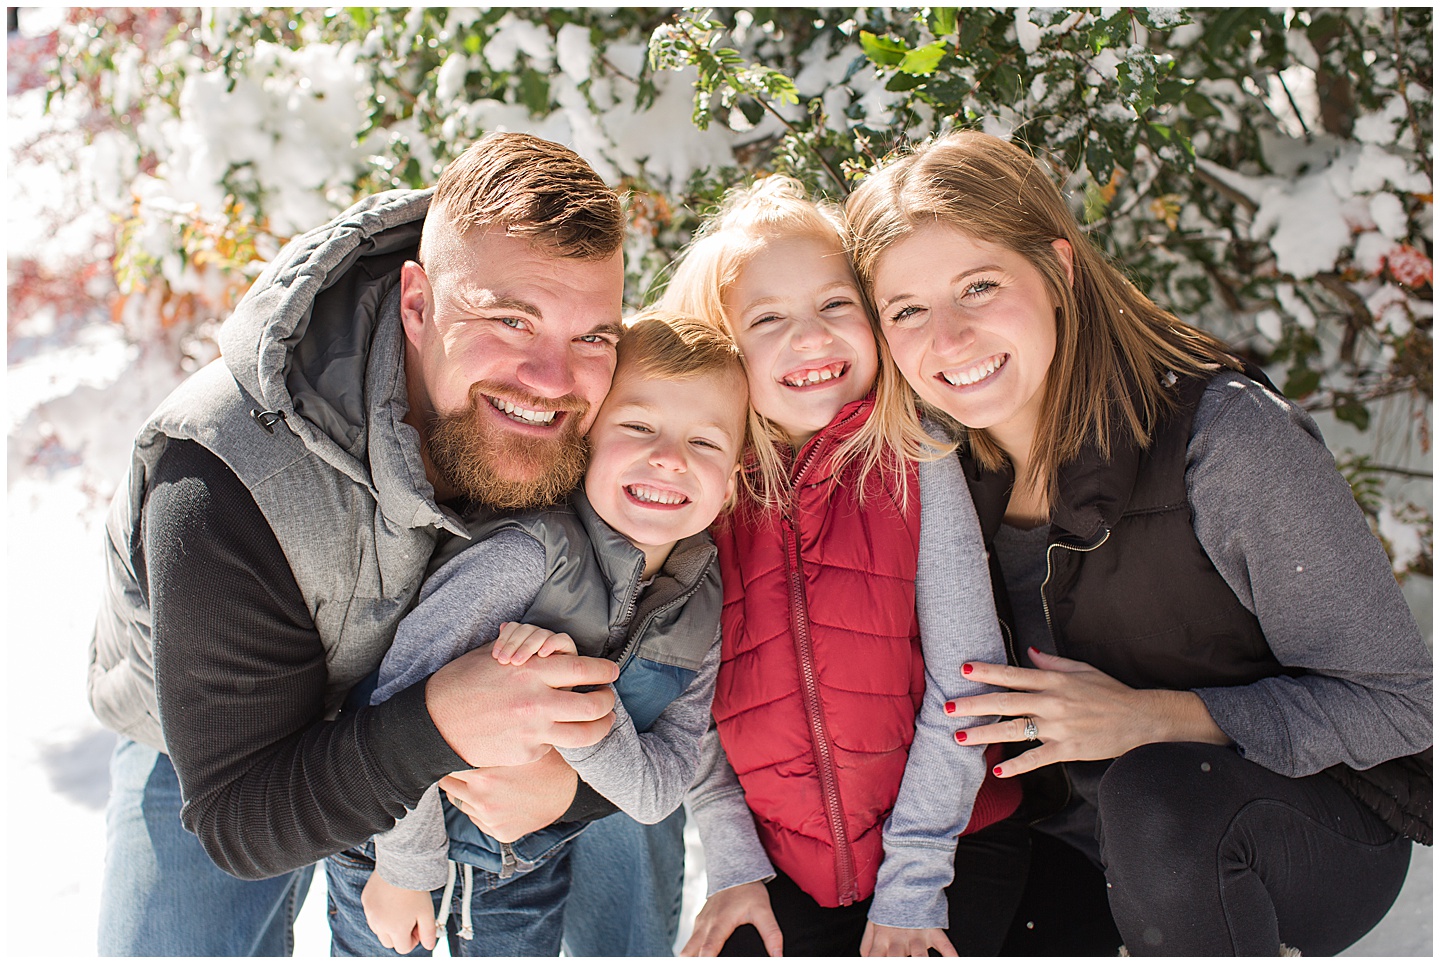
left=944, top=646, right=1231, bottom=779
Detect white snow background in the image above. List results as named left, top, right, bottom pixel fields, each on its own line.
left=6, top=9, right=1431, bottom=957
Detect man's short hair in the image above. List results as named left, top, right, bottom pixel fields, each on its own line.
left=429, top=131, right=624, bottom=261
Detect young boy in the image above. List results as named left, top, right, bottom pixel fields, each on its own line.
left=323, top=311, right=749, bottom=956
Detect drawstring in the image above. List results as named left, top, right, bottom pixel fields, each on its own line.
left=433, top=859, right=477, bottom=942
left=458, top=862, right=475, bottom=940
left=433, top=860, right=457, bottom=937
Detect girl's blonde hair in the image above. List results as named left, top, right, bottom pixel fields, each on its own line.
left=845, top=130, right=1241, bottom=500
left=660, top=175, right=947, bottom=512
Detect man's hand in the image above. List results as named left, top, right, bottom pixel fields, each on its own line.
left=361, top=872, right=437, bottom=954
left=439, top=748, right=580, bottom=842
left=680, top=882, right=783, bottom=956
left=861, top=922, right=957, bottom=957
left=425, top=644, right=618, bottom=768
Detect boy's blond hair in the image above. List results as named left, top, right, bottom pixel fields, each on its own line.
left=660, top=175, right=947, bottom=512
left=615, top=308, right=750, bottom=516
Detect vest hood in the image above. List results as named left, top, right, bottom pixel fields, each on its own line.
left=218, top=188, right=437, bottom=518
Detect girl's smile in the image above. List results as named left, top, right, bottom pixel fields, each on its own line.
left=724, top=235, right=878, bottom=450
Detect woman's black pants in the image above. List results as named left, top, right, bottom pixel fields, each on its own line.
left=1002, top=742, right=1412, bottom=956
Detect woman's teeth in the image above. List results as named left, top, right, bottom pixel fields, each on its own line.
left=942, top=354, right=1006, bottom=387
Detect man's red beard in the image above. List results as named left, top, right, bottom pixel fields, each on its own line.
left=425, top=381, right=590, bottom=510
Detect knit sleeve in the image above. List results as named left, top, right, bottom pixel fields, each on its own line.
left=558, top=627, right=721, bottom=823
left=868, top=443, right=1010, bottom=930
left=686, top=721, right=776, bottom=895
left=1187, top=374, right=1432, bottom=775
left=147, top=439, right=466, bottom=880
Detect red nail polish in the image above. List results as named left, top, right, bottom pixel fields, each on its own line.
left=955, top=731, right=967, bottom=743
left=962, top=663, right=973, bottom=675
left=993, top=765, right=1003, bottom=777
left=944, top=701, right=956, bottom=714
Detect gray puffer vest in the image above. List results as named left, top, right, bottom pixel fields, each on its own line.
left=87, top=188, right=470, bottom=752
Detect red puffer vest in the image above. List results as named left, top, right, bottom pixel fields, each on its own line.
left=711, top=394, right=1014, bottom=907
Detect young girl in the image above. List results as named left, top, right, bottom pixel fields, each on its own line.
left=662, top=177, right=1026, bottom=957
left=845, top=129, right=1431, bottom=956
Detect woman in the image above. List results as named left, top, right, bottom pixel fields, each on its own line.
left=844, top=129, right=1432, bottom=956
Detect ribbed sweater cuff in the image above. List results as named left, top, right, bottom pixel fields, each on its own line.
left=368, top=680, right=468, bottom=800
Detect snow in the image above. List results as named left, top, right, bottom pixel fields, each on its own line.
left=5, top=14, right=1430, bottom=959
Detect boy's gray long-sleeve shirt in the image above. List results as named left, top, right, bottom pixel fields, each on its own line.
left=370, top=528, right=719, bottom=891
left=686, top=440, right=1006, bottom=930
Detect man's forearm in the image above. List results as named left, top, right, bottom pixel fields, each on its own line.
left=147, top=439, right=465, bottom=877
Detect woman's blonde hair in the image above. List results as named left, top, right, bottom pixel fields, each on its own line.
left=660, top=175, right=947, bottom=512
left=845, top=130, right=1240, bottom=498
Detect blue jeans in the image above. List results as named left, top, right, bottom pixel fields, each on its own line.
left=562, top=808, right=686, bottom=956
left=97, top=739, right=315, bottom=956
left=326, top=840, right=571, bottom=956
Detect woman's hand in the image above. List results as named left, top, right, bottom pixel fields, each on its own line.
left=861, top=922, right=957, bottom=956
left=680, top=882, right=783, bottom=956
left=947, top=647, right=1230, bottom=777
left=361, top=872, right=438, bottom=954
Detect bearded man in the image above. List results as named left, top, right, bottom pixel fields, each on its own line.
left=89, top=133, right=676, bottom=956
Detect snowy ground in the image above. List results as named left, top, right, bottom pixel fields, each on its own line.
left=5, top=13, right=1431, bottom=960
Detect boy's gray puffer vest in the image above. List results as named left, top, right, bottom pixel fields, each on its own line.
left=88, top=188, right=470, bottom=752
left=428, top=489, right=721, bottom=875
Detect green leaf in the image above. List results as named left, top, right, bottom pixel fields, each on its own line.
left=928, top=7, right=958, bottom=38
left=518, top=67, right=549, bottom=115
left=1334, top=394, right=1372, bottom=431
left=1284, top=365, right=1322, bottom=399
left=898, top=41, right=946, bottom=76
left=885, top=71, right=927, bottom=92
left=859, top=30, right=908, bottom=67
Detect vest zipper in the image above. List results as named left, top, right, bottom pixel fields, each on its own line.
left=782, top=432, right=860, bottom=905
left=611, top=552, right=711, bottom=672
left=1038, top=528, right=1112, bottom=654
left=784, top=517, right=859, bottom=905
left=1025, top=530, right=1110, bottom=826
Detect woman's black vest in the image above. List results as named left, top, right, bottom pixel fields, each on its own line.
left=962, top=369, right=1431, bottom=844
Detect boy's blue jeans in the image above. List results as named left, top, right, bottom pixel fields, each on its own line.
left=325, top=807, right=686, bottom=956
left=97, top=739, right=315, bottom=956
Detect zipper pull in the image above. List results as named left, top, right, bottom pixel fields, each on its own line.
left=498, top=842, right=535, bottom=880
left=499, top=843, right=517, bottom=879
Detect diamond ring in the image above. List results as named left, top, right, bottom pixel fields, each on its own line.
left=1022, top=717, right=1040, bottom=741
